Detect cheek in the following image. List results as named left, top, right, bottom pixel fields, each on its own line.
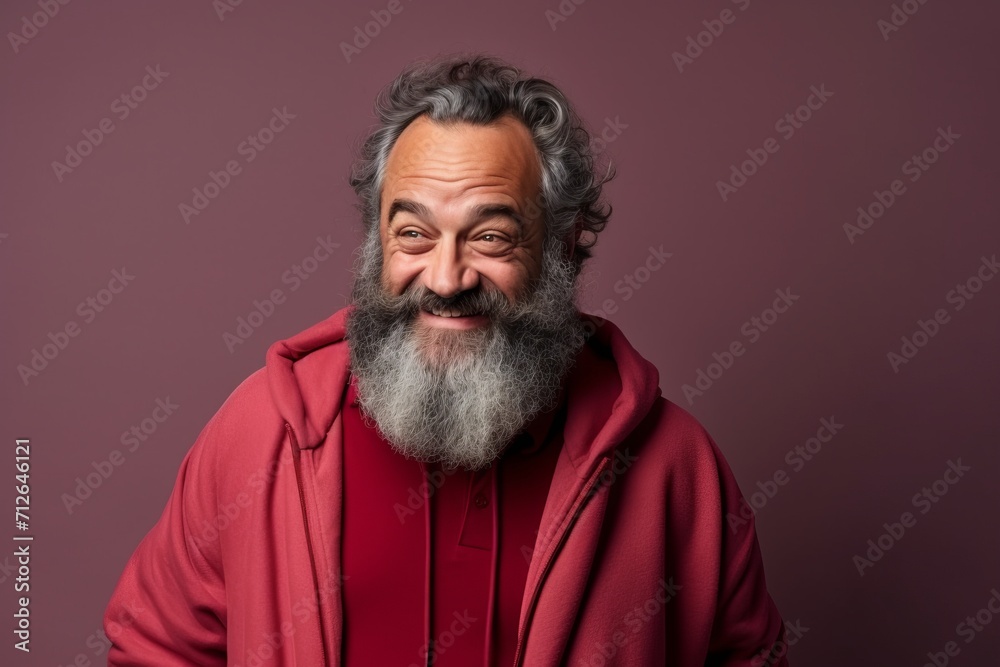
left=382, top=251, right=424, bottom=295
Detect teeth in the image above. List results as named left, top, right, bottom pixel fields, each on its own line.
left=429, top=308, right=478, bottom=318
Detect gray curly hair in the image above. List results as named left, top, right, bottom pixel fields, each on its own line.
left=348, top=52, right=615, bottom=277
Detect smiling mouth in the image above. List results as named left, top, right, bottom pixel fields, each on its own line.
left=425, top=306, right=483, bottom=318
left=416, top=308, right=491, bottom=330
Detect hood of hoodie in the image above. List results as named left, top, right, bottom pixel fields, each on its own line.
left=264, top=305, right=662, bottom=475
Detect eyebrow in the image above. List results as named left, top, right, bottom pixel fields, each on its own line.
left=387, top=198, right=525, bottom=228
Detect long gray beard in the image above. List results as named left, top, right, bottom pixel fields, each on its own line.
left=345, top=233, right=585, bottom=471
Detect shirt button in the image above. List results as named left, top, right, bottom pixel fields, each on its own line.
left=473, top=492, right=489, bottom=509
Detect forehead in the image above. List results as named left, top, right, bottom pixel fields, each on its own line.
left=381, top=114, right=542, bottom=210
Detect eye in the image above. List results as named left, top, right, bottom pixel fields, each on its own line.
left=473, top=232, right=515, bottom=256
left=477, top=231, right=514, bottom=244
left=394, top=228, right=433, bottom=254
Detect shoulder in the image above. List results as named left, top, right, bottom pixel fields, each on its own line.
left=202, top=367, right=281, bottom=435
left=633, top=396, right=719, bottom=458
left=628, top=396, right=742, bottom=497
left=184, top=367, right=288, bottom=482
left=643, top=397, right=714, bottom=443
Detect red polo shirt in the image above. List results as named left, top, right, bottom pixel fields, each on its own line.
left=341, top=375, right=565, bottom=666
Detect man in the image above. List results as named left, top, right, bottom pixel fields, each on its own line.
left=104, top=54, right=790, bottom=666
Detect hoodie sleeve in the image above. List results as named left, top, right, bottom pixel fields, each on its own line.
left=703, top=435, right=790, bottom=667
left=103, top=407, right=228, bottom=666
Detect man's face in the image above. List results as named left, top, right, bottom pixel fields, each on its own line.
left=347, top=113, right=585, bottom=471
left=379, top=114, right=545, bottom=339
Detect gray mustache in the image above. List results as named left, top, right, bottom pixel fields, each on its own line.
left=401, top=286, right=512, bottom=318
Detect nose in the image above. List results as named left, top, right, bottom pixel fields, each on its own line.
left=424, top=238, right=479, bottom=299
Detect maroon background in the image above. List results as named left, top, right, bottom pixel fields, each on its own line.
left=3, top=1, right=999, bottom=665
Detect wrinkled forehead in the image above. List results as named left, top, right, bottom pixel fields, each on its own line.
left=381, top=114, right=543, bottom=211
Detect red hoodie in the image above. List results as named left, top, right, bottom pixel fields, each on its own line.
left=104, top=306, right=790, bottom=666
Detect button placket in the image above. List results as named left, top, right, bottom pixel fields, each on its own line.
left=457, top=465, right=494, bottom=549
